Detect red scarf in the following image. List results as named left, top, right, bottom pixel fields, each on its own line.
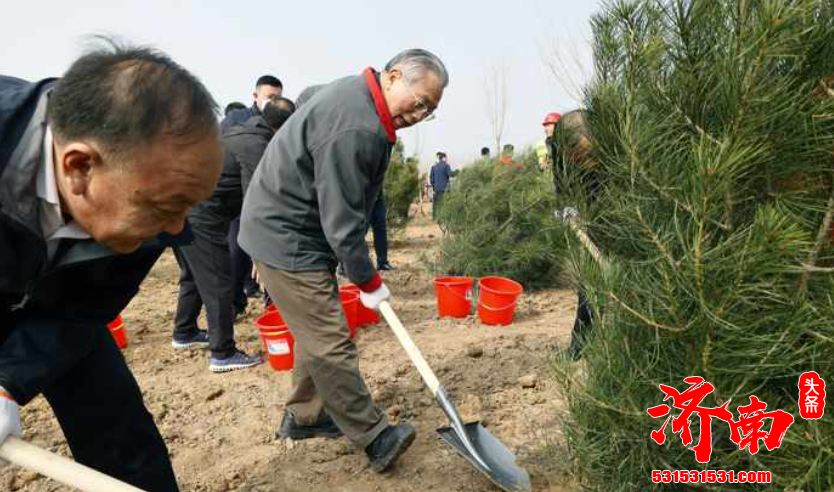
left=363, top=67, right=397, bottom=143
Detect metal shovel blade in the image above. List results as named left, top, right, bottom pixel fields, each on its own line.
left=437, top=422, right=532, bottom=492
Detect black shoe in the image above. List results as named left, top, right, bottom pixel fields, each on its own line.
left=277, top=411, right=343, bottom=440
left=378, top=262, right=395, bottom=271
left=365, top=424, right=416, bottom=473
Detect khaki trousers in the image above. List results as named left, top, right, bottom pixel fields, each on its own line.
left=255, top=262, right=388, bottom=448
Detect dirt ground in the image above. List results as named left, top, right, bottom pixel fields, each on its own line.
left=2, top=211, right=578, bottom=492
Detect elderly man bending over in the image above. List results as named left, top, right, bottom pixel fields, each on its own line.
left=241, top=49, right=448, bottom=473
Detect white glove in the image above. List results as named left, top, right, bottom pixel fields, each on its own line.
left=359, top=283, right=391, bottom=310
left=0, top=387, right=22, bottom=456
left=555, top=207, right=579, bottom=223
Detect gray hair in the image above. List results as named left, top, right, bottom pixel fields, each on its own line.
left=384, top=49, right=449, bottom=88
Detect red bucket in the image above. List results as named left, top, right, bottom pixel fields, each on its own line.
left=255, top=309, right=285, bottom=349
left=477, top=276, right=523, bottom=326
left=341, top=284, right=380, bottom=326
left=261, top=329, right=295, bottom=371
left=434, top=276, right=474, bottom=318
left=107, top=315, right=128, bottom=349
left=340, top=290, right=360, bottom=339
left=255, top=311, right=295, bottom=371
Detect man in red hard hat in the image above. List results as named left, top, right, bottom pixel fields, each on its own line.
left=543, top=111, right=562, bottom=127
left=537, top=112, right=562, bottom=171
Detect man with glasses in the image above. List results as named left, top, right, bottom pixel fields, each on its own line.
left=240, top=49, right=448, bottom=474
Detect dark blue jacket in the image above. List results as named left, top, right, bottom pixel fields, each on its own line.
left=220, top=104, right=258, bottom=134
left=0, top=75, right=188, bottom=404
left=430, top=161, right=452, bottom=193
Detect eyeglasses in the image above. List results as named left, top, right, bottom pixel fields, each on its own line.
left=402, top=73, right=436, bottom=121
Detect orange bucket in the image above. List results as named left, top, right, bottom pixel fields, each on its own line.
left=477, top=277, right=523, bottom=326
left=107, top=315, right=128, bottom=349
left=341, top=284, right=380, bottom=326
left=255, top=310, right=295, bottom=371
left=340, top=290, right=360, bottom=339
left=434, top=276, right=474, bottom=318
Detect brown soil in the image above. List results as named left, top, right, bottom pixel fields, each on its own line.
left=3, top=212, right=578, bottom=492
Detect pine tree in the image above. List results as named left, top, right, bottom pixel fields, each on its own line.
left=431, top=151, right=567, bottom=289
left=554, top=1, right=834, bottom=490
left=383, top=140, right=421, bottom=235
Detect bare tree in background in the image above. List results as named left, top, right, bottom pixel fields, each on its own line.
left=411, top=124, right=424, bottom=162
left=537, top=26, right=593, bottom=107
left=484, top=59, right=510, bottom=157
left=409, top=126, right=429, bottom=216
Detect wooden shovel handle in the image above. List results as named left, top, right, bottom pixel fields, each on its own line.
left=0, top=436, right=149, bottom=492
left=566, top=217, right=606, bottom=267
left=379, top=301, right=441, bottom=395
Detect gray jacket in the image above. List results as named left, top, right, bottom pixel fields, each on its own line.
left=239, top=69, right=395, bottom=288
left=295, top=84, right=326, bottom=108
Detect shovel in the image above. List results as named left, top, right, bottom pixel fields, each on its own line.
left=0, top=436, right=148, bottom=492
left=379, top=301, right=531, bottom=492
left=556, top=208, right=606, bottom=267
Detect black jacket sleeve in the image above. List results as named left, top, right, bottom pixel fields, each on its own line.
left=0, top=315, right=101, bottom=405
left=0, top=244, right=162, bottom=405
left=239, top=136, right=271, bottom=199
left=312, top=130, right=385, bottom=286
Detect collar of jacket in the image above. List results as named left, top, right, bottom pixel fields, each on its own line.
left=363, top=67, right=396, bottom=144
left=50, top=223, right=192, bottom=269
left=0, top=85, right=53, bottom=244
left=227, top=115, right=274, bottom=138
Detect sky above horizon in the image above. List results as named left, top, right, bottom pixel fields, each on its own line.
left=2, top=0, right=601, bottom=171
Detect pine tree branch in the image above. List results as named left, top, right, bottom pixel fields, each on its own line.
left=798, top=168, right=834, bottom=294
left=636, top=207, right=678, bottom=270
left=652, top=81, right=722, bottom=145
left=639, top=158, right=732, bottom=231
left=606, top=290, right=683, bottom=332
left=798, top=264, right=834, bottom=273
left=496, top=196, right=545, bottom=234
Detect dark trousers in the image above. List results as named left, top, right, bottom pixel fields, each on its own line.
left=568, top=288, right=593, bottom=357
left=229, top=217, right=258, bottom=310
left=173, top=224, right=236, bottom=358
left=42, top=323, right=179, bottom=491
left=432, top=191, right=445, bottom=220
left=369, top=197, right=388, bottom=267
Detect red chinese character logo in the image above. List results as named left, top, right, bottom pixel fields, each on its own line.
left=647, top=377, right=795, bottom=463
left=798, top=371, right=826, bottom=420
left=728, top=396, right=794, bottom=455
left=647, top=376, right=733, bottom=463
